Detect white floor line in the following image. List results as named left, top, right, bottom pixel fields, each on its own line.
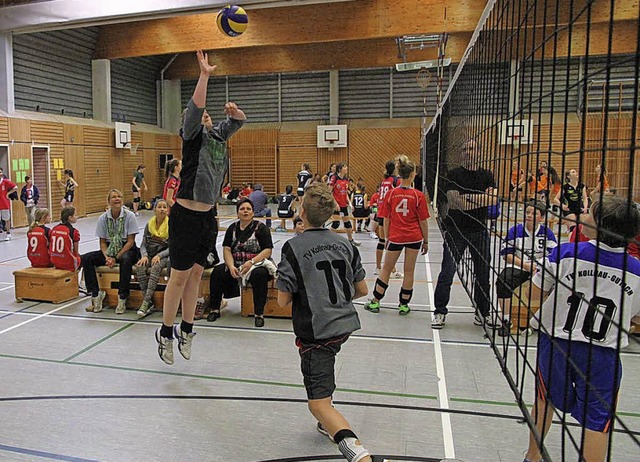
left=0, top=298, right=86, bottom=336
left=424, top=251, right=455, bottom=459
left=0, top=284, right=15, bottom=292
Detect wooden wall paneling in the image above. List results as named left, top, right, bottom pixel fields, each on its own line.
left=8, top=118, right=31, bottom=142
left=277, top=128, right=319, bottom=194
left=63, top=124, right=84, bottom=146
left=278, top=146, right=318, bottom=194
left=317, top=148, right=348, bottom=181
left=64, top=145, right=86, bottom=218
left=83, top=126, right=112, bottom=148
left=140, top=132, right=159, bottom=200
left=7, top=141, right=31, bottom=228
left=348, top=127, right=421, bottom=197
left=110, top=149, right=126, bottom=201
left=30, top=121, right=64, bottom=145
left=84, top=148, right=112, bottom=213
left=0, top=117, right=8, bottom=141
left=228, top=126, right=279, bottom=195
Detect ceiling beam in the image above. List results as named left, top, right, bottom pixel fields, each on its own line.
left=0, top=0, right=357, bottom=34
left=165, top=34, right=472, bottom=79
left=94, top=0, right=474, bottom=59
left=94, top=0, right=638, bottom=60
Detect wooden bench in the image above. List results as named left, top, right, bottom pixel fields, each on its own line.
left=509, top=281, right=541, bottom=334
left=96, top=266, right=213, bottom=310
left=241, top=279, right=292, bottom=318
left=13, top=267, right=79, bottom=304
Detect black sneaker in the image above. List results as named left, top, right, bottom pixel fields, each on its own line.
left=497, top=321, right=512, bottom=337
left=254, top=316, right=265, bottom=328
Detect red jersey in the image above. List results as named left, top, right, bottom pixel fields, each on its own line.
left=378, top=176, right=399, bottom=208
left=369, top=192, right=380, bottom=212
left=163, top=175, right=180, bottom=204
left=379, top=187, right=430, bottom=244
left=630, top=234, right=640, bottom=259
left=330, top=175, right=350, bottom=208
left=27, top=225, right=51, bottom=268
left=50, top=223, right=81, bottom=271
left=241, top=187, right=252, bottom=198
left=0, top=177, right=17, bottom=210
left=569, top=224, right=590, bottom=243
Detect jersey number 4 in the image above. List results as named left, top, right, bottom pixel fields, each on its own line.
left=563, top=293, right=617, bottom=341
left=395, top=198, right=409, bottom=217
left=316, top=260, right=351, bottom=304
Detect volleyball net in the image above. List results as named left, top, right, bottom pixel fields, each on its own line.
left=424, top=0, right=640, bottom=460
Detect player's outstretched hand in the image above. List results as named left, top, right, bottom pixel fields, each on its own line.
left=196, top=50, right=217, bottom=76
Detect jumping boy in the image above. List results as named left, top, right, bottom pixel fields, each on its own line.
left=277, top=183, right=372, bottom=462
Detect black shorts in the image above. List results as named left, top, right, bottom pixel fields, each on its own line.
left=376, top=216, right=384, bottom=226
left=278, top=210, right=294, bottom=218
left=297, top=190, right=305, bottom=197
left=297, top=334, right=349, bottom=400
left=132, top=186, right=141, bottom=193
left=168, top=202, right=218, bottom=271
left=333, top=206, right=349, bottom=217
left=353, top=209, right=369, bottom=218
left=387, top=241, right=422, bottom=251
left=496, top=267, right=531, bottom=298
left=562, top=207, right=582, bottom=217
left=64, top=191, right=74, bottom=203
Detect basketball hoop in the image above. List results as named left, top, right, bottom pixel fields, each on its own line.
left=123, top=142, right=140, bottom=155
left=512, top=135, right=521, bottom=147
left=327, top=140, right=335, bottom=152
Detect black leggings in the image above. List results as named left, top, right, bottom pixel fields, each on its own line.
left=209, top=264, right=272, bottom=315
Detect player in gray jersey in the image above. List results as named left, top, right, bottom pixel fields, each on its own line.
left=277, top=183, right=371, bottom=462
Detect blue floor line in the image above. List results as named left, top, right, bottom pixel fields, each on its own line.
left=0, top=443, right=99, bottom=462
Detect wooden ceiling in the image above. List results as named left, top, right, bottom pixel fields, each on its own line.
left=91, top=0, right=638, bottom=78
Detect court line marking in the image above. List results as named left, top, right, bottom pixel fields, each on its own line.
left=424, top=251, right=455, bottom=459
left=0, top=284, right=15, bottom=292
left=0, top=443, right=98, bottom=462
left=0, top=298, right=86, bottom=336
left=63, top=322, right=135, bottom=363
left=1, top=351, right=639, bottom=420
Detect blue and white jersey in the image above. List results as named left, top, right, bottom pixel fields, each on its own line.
left=501, top=224, right=557, bottom=268
left=532, top=241, right=640, bottom=348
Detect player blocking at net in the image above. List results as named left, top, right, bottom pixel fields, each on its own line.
left=276, top=183, right=372, bottom=462
left=523, top=195, right=640, bottom=462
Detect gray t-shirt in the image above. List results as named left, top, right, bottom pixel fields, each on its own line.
left=276, top=228, right=365, bottom=341
left=248, top=190, right=268, bottom=213
left=177, top=98, right=245, bottom=205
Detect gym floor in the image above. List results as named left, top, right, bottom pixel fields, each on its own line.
left=0, top=205, right=638, bottom=462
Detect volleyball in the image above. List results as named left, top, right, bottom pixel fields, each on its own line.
left=216, top=5, right=248, bottom=37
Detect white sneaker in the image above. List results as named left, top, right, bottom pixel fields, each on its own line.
left=369, top=232, right=377, bottom=239
left=174, top=325, right=195, bottom=360
left=115, top=298, right=127, bottom=314
left=155, top=327, right=174, bottom=365
left=91, top=291, right=106, bottom=313
left=474, top=312, right=500, bottom=327
left=4, top=233, right=11, bottom=241
left=390, top=271, right=404, bottom=279
left=431, top=313, right=446, bottom=329
left=373, top=268, right=380, bottom=275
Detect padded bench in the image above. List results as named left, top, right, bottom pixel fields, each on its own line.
left=240, top=279, right=292, bottom=318
left=96, top=266, right=213, bottom=310
left=13, top=267, right=79, bottom=304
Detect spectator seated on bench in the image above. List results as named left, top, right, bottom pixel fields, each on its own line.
left=82, top=189, right=139, bottom=314
left=135, top=200, right=170, bottom=317
left=206, top=199, right=274, bottom=327
left=495, top=201, right=557, bottom=337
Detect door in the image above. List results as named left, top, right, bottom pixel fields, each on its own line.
left=32, top=147, right=52, bottom=212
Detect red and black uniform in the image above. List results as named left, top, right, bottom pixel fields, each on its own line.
left=162, top=174, right=180, bottom=207
left=377, top=175, right=400, bottom=224
left=330, top=175, right=351, bottom=213
left=379, top=186, right=430, bottom=249
left=27, top=225, right=51, bottom=268
left=50, top=223, right=81, bottom=271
